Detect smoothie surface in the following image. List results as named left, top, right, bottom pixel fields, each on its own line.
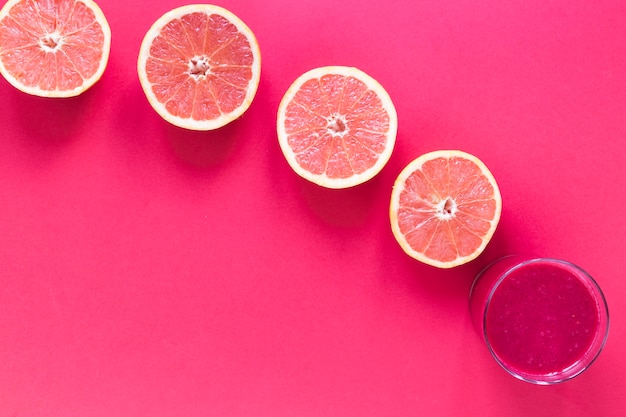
left=486, top=261, right=600, bottom=375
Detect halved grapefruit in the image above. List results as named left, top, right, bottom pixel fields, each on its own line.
left=137, top=4, right=261, bottom=131
left=277, top=66, right=397, bottom=189
left=0, top=0, right=111, bottom=97
left=389, top=150, right=502, bottom=268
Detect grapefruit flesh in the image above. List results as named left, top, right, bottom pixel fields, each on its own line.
left=137, top=5, right=261, bottom=131
left=0, top=0, right=111, bottom=97
left=389, top=150, right=502, bottom=268
left=277, top=66, right=397, bottom=189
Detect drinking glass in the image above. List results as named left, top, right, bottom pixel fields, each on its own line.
left=469, top=255, right=609, bottom=384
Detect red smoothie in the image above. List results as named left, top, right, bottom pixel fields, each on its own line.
left=469, top=256, right=609, bottom=384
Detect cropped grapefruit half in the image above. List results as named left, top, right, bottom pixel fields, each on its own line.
left=277, top=66, right=397, bottom=189
left=0, top=0, right=111, bottom=97
left=389, top=150, right=502, bottom=268
left=137, top=4, right=261, bottom=131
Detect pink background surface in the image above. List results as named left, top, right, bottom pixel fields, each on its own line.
left=1, top=0, right=626, bottom=415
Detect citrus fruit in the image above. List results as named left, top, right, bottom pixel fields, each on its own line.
left=389, top=150, right=502, bottom=268
left=0, top=0, right=111, bottom=97
left=137, top=4, right=261, bottom=131
left=277, top=66, right=397, bottom=189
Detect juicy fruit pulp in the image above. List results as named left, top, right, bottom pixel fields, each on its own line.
left=277, top=66, right=397, bottom=189
left=389, top=150, right=502, bottom=268
left=137, top=5, right=261, bottom=131
left=0, top=0, right=111, bottom=97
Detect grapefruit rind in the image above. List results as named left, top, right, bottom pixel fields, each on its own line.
left=0, top=0, right=111, bottom=98
left=277, top=66, right=398, bottom=189
left=137, top=4, right=261, bottom=131
left=389, top=150, right=502, bottom=268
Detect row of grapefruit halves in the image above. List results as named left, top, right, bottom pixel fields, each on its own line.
left=0, top=0, right=502, bottom=269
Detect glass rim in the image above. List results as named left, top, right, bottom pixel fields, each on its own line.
left=481, top=256, right=610, bottom=385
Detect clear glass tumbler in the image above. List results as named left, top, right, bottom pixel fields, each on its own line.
left=469, top=255, right=609, bottom=384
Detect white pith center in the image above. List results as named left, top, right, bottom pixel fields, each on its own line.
left=188, top=56, right=211, bottom=80
left=326, top=113, right=348, bottom=137
left=435, top=197, right=458, bottom=220
left=40, top=32, right=63, bottom=52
